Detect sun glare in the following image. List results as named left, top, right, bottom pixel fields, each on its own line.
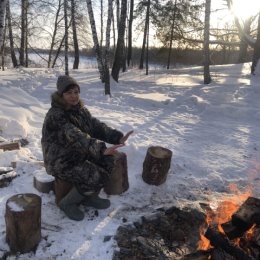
left=232, top=0, right=260, bottom=20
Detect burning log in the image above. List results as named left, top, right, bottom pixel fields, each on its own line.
left=205, top=225, right=256, bottom=260
left=232, top=197, right=260, bottom=230
left=221, top=220, right=246, bottom=240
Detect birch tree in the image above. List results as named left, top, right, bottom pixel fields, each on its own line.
left=6, top=0, right=17, bottom=67
left=0, top=0, right=7, bottom=48
left=203, top=0, right=211, bottom=84
left=86, top=0, right=105, bottom=81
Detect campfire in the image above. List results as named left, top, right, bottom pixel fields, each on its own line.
left=112, top=185, right=259, bottom=260
left=197, top=185, right=260, bottom=260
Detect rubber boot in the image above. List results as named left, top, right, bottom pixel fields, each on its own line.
left=59, top=186, right=85, bottom=221
left=82, top=192, right=110, bottom=209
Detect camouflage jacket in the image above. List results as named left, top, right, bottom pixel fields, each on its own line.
left=41, top=92, right=123, bottom=190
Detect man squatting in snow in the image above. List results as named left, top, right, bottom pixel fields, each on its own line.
left=41, top=75, right=133, bottom=221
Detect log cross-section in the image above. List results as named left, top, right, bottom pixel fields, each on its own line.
left=5, top=193, right=42, bottom=253
left=142, top=146, right=172, bottom=185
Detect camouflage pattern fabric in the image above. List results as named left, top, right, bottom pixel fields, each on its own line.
left=41, top=92, right=123, bottom=193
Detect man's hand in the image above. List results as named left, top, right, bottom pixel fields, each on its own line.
left=104, top=144, right=125, bottom=155
left=119, top=130, right=134, bottom=145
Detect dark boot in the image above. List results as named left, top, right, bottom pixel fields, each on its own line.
left=59, top=186, right=85, bottom=221
left=82, top=192, right=110, bottom=209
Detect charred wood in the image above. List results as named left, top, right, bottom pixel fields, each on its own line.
left=232, top=197, right=260, bottom=230
left=205, top=225, right=256, bottom=260
left=221, top=220, right=246, bottom=240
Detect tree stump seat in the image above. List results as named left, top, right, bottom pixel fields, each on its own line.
left=33, top=170, right=55, bottom=194
left=142, top=146, right=172, bottom=185
left=54, top=178, right=73, bottom=205
left=104, top=152, right=129, bottom=195
left=5, top=193, right=41, bottom=253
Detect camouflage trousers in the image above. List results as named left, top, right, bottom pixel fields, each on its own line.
left=53, top=155, right=115, bottom=194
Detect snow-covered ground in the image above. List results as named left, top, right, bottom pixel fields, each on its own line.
left=0, top=62, right=260, bottom=259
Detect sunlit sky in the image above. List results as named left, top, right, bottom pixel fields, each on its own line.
left=211, top=0, right=260, bottom=25
left=232, top=0, right=260, bottom=20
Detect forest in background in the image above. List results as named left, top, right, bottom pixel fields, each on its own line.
left=0, top=0, right=260, bottom=94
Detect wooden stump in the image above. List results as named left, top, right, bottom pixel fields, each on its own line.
left=5, top=193, right=41, bottom=253
left=54, top=178, right=73, bottom=205
left=33, top=170, right=55, bottom=194
left=142, top=146, right=172, bottom=185
left=104, top=152, right=129, bottom=195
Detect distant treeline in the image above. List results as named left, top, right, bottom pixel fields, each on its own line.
left=3, top=46, right=253, bottom=68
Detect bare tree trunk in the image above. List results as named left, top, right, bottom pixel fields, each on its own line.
left=48, top=0, right=62, bottom=68
left=139, top=1, right=149, bottom=70
left=237, top=18, right=251, bottom=63
left=1, top=14, right=6, bottom=70
left=116, top=0, right=120, bottom=29
left=127, top=0, right=134, bottom=67
left=145, top=0, right=150, bottom=75
left=112, top=7, right=116, bottom=54
left=251, top=12, right=260, bottom=75
left=203, top=0, right=211, bottom=84
left=103, top=0, right=113, bottom=95
left=167, top=0, right=177, bottom=70
left=0, top=0, right=7, bottom=48
left=52, top=34, right=65, bottom=68
left=86, top=0, right=105, bottom=82
left=71, top=0, right=79, bottom=69
left=20, top=0, right=26, bottom=66
left=6, top=0, right=17, bottom=67
left=25, top=0, right=28, bottom=67
left=100, top=0, right=103, bottom=48
left=111, top=0, right=127, bottom=82
left=64, top=0, right=69, bottom=75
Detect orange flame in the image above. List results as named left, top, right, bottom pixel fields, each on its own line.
left=198, top=184, right=253, bottom=250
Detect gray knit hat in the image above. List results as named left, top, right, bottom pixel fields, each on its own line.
left=57, top=75, right=79, bottom=95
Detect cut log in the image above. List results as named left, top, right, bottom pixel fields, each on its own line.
left=205, top=225, right=256, bottom=260
left=5, top=193, right=41, bottom=253
left=0, top=142, right=20, bottom=151
left=142, top=146, right=172, bottom=185
left=33, top=170, right=55, bottom=193
left=232, top=197, right=260, bottom=230
left=0, top=170, right=17, bottom=188
left=104, top=152, right=129, bottom=195
left=54, top=178, right=73, bottom=205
